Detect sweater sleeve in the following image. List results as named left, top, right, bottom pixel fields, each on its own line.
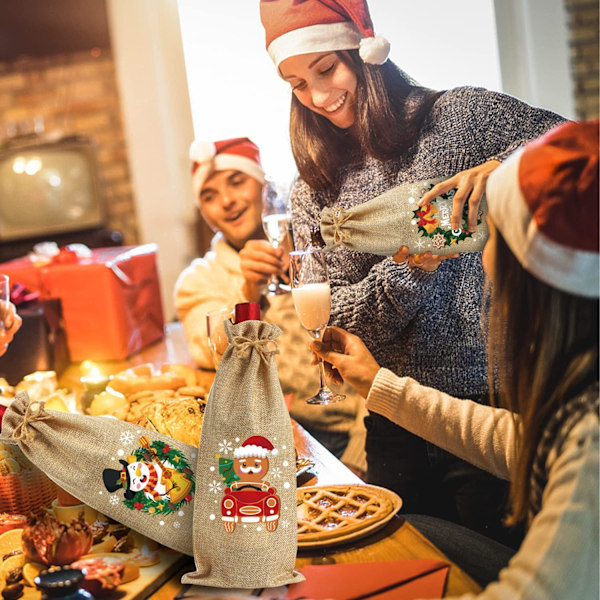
left=441, top=416, right=599, bottom=600
left=368, top=369, right=599, bottom=600
left=453, top=87, right=568, bottom=163
left=366, top=368, right=516, bottom=479
left=173, top=257, right=247, bottom=369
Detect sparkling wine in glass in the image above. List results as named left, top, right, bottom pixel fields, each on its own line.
left=289, top=248, right=345, bottom=405
left=262, top=179, right=291, bottom=296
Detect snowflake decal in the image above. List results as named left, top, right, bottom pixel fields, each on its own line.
left=280, top=519, right=290, bottom=529
left=414, top=239, right=426, bottom=250
left=173, top=521, right=181, bottom=528
left=119, top=431, right=134, bottom=445
left=218, top=439, right=233, bottom=455
left=270, top=467, right=282, bottom=479
left=109, top=495, right=119, bottom=505
left=208, top=480, right=222, bottom=494
left=431, top=233, right=446, bottom=249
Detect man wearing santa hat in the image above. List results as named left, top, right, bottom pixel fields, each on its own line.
left=173, top=137, right=368, bottom=476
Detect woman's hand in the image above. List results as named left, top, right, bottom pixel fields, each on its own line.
left=418, top=160, right=501, bottom=232
left=310, top=326, right=380, bottom=398
left=239, top=239, right=289, bottom=302
left=0, top=302, right=22, bottom=357
left=392, top=246, right=458, bottom=271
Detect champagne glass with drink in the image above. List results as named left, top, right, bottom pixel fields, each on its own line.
left=289, top=248, right=345, bottom=405
left=261, top=178, right=291, bottom=295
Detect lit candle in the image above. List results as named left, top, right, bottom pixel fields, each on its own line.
left=79, top=362, right=109, bottom=413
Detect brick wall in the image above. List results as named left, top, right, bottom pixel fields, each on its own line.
left=564, top=0, right=600, bottom=120
left=0, top=49, right=139, bottom=244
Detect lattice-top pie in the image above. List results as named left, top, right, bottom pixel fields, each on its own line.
left=296, top=484, right=401, bottom=545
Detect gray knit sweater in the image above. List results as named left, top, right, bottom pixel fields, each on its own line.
left=291, top=87, right=565, bottom=398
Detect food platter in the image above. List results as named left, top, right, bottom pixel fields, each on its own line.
left=296, top=483, right=402, bottom=549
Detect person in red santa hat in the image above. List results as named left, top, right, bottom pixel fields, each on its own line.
left=173, top=136, right=368, bottom=476
left=258, top=0, right=567, bottom=547
left=311, top=120, right=599, bottom=594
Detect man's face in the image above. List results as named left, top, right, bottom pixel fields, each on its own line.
left=198, top=169, right=264, bottom=250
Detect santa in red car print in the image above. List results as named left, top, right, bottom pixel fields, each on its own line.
left=220, top=436, right=280, bottom=533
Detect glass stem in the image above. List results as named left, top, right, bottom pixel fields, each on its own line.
left=317, top=357, right=330, bottom=392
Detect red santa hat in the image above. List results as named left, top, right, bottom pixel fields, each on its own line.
left=486, top=120, right=599, bottom=298
left=259, top=0, right=390, bottom=68
left=233, top=435, right=278, bottom=459
left=189, top=137, right=265, bottom=200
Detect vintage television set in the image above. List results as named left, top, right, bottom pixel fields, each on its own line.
left=0, top=134, right=122, bottom=262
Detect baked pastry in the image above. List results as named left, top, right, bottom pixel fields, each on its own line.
left=296, top=484, right=401, bottom=544
left=107, top=363, right=186, bottom=396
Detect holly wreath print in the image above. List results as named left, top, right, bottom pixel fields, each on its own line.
left=412, top=184, right=483, bottom=250
left=102, top=434, right=195, bottom=515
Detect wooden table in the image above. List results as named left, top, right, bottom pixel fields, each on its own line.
left=59, top=323, right=482, bottom=598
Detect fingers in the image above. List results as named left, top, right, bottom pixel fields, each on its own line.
left=392, top=246, right=410, bottom=264
left=418, top=179, right=457, bottom=207
left=467, top=180, right=485, bottom=231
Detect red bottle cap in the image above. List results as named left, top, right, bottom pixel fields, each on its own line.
left=234, top=302, right=261, bottom=323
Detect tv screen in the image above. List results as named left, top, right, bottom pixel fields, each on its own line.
left=0, top=136, right=105, bottom=242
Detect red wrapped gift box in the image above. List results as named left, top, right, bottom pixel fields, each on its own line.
left=0, top=244, right=165, bottom=361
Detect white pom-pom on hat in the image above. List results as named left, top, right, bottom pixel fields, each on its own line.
left=359, top=35, right=391, bottom=65
left=189, top=140, right=216, bottom=165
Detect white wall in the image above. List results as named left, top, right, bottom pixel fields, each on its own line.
left=106, top=0, right=196, bottom=321
left=177, top=0, right=503, bottom=190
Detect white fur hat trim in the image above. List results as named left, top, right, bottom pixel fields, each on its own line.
left=234, top=444, right=272, bottom=459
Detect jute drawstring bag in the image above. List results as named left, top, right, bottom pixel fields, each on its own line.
left=0, top=393, right=196, bottom=555
left=321, top=177, right=488, bottom=256
left=182, top=318, right=302, bottom=589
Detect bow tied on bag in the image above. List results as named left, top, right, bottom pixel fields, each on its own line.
left=320, top=176, right=488, bottom=256
left=183, top=307, right=303, bottom=589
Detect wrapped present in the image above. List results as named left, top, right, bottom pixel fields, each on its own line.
left=0, top=244, right=165, bottom=361
left=0, top=298, right=69, bottom=385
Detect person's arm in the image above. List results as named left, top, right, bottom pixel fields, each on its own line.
left=0, top=302, right=21, bottom=357
left=420, top=87, right=567, bottom=234
left=291, top=181, right=447, bottom=350
left=173, top=257, right=246, bottom=369
left=443, top=415, right=599, bottom=600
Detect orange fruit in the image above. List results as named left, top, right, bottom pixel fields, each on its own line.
left=0, top=528, right=23, bottom=558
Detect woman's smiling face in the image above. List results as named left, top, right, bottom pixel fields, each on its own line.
left=279, top=51, right=358, bottom=129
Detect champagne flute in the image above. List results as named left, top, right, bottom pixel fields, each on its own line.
left=0, top=274, right=9, bottom=330
left=206, top=307, right=232, bottom=368
left=289, top=249, right=345, bottom=405
left=262, top=178, right=291, bottom=296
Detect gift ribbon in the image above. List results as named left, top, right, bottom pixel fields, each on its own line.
left=9, top=282, right=39, bottom=306
left=331, top=207, right=351, bottom=245
left=231, top=335, right=280, bottom=364
left=9, top=401, right=51, bottom=443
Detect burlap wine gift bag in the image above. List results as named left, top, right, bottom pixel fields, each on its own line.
left=0, top=393, right=196, bottom=555
left=182, top=309, right=302, bottom=589
left=321, top=176, right=488, bottom=256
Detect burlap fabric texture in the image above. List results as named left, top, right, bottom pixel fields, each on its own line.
left=321, top=177, right=488, bottom=256
left=0, top=393, right=196, bottom=555
left=182, top=319, right=303, bottom=589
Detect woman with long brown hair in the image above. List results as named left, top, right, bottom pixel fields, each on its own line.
left=259, top=0, right=566, bottom=546
left=311, top=120, right=599, bottom=597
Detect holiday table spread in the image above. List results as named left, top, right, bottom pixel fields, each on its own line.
left=0, top=323, right=481, bottom=599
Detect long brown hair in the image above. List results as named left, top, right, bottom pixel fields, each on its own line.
left=289, top=50, right=444, bottom=191
left=488, top=232, right=599, bottom=525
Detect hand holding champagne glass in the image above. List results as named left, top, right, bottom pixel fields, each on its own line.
left=206, top=307, right=233, bottom=368
left=0, top=274, right=21, bottom=357
left=262, top=178, right=291, bottom=296
left=289, top=249, right=345, bottom=405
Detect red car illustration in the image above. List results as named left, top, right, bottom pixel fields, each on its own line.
left=221, top=481, right=280, bottom=533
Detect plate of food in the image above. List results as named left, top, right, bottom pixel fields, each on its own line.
left=296, top=483, right=402, bottom=549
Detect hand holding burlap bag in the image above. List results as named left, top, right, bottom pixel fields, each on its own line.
left=182, top=317, right=302, bottom=589
left=0, top=393, right=197, bottom=555
left=320, top=177, right=488, bottom=256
